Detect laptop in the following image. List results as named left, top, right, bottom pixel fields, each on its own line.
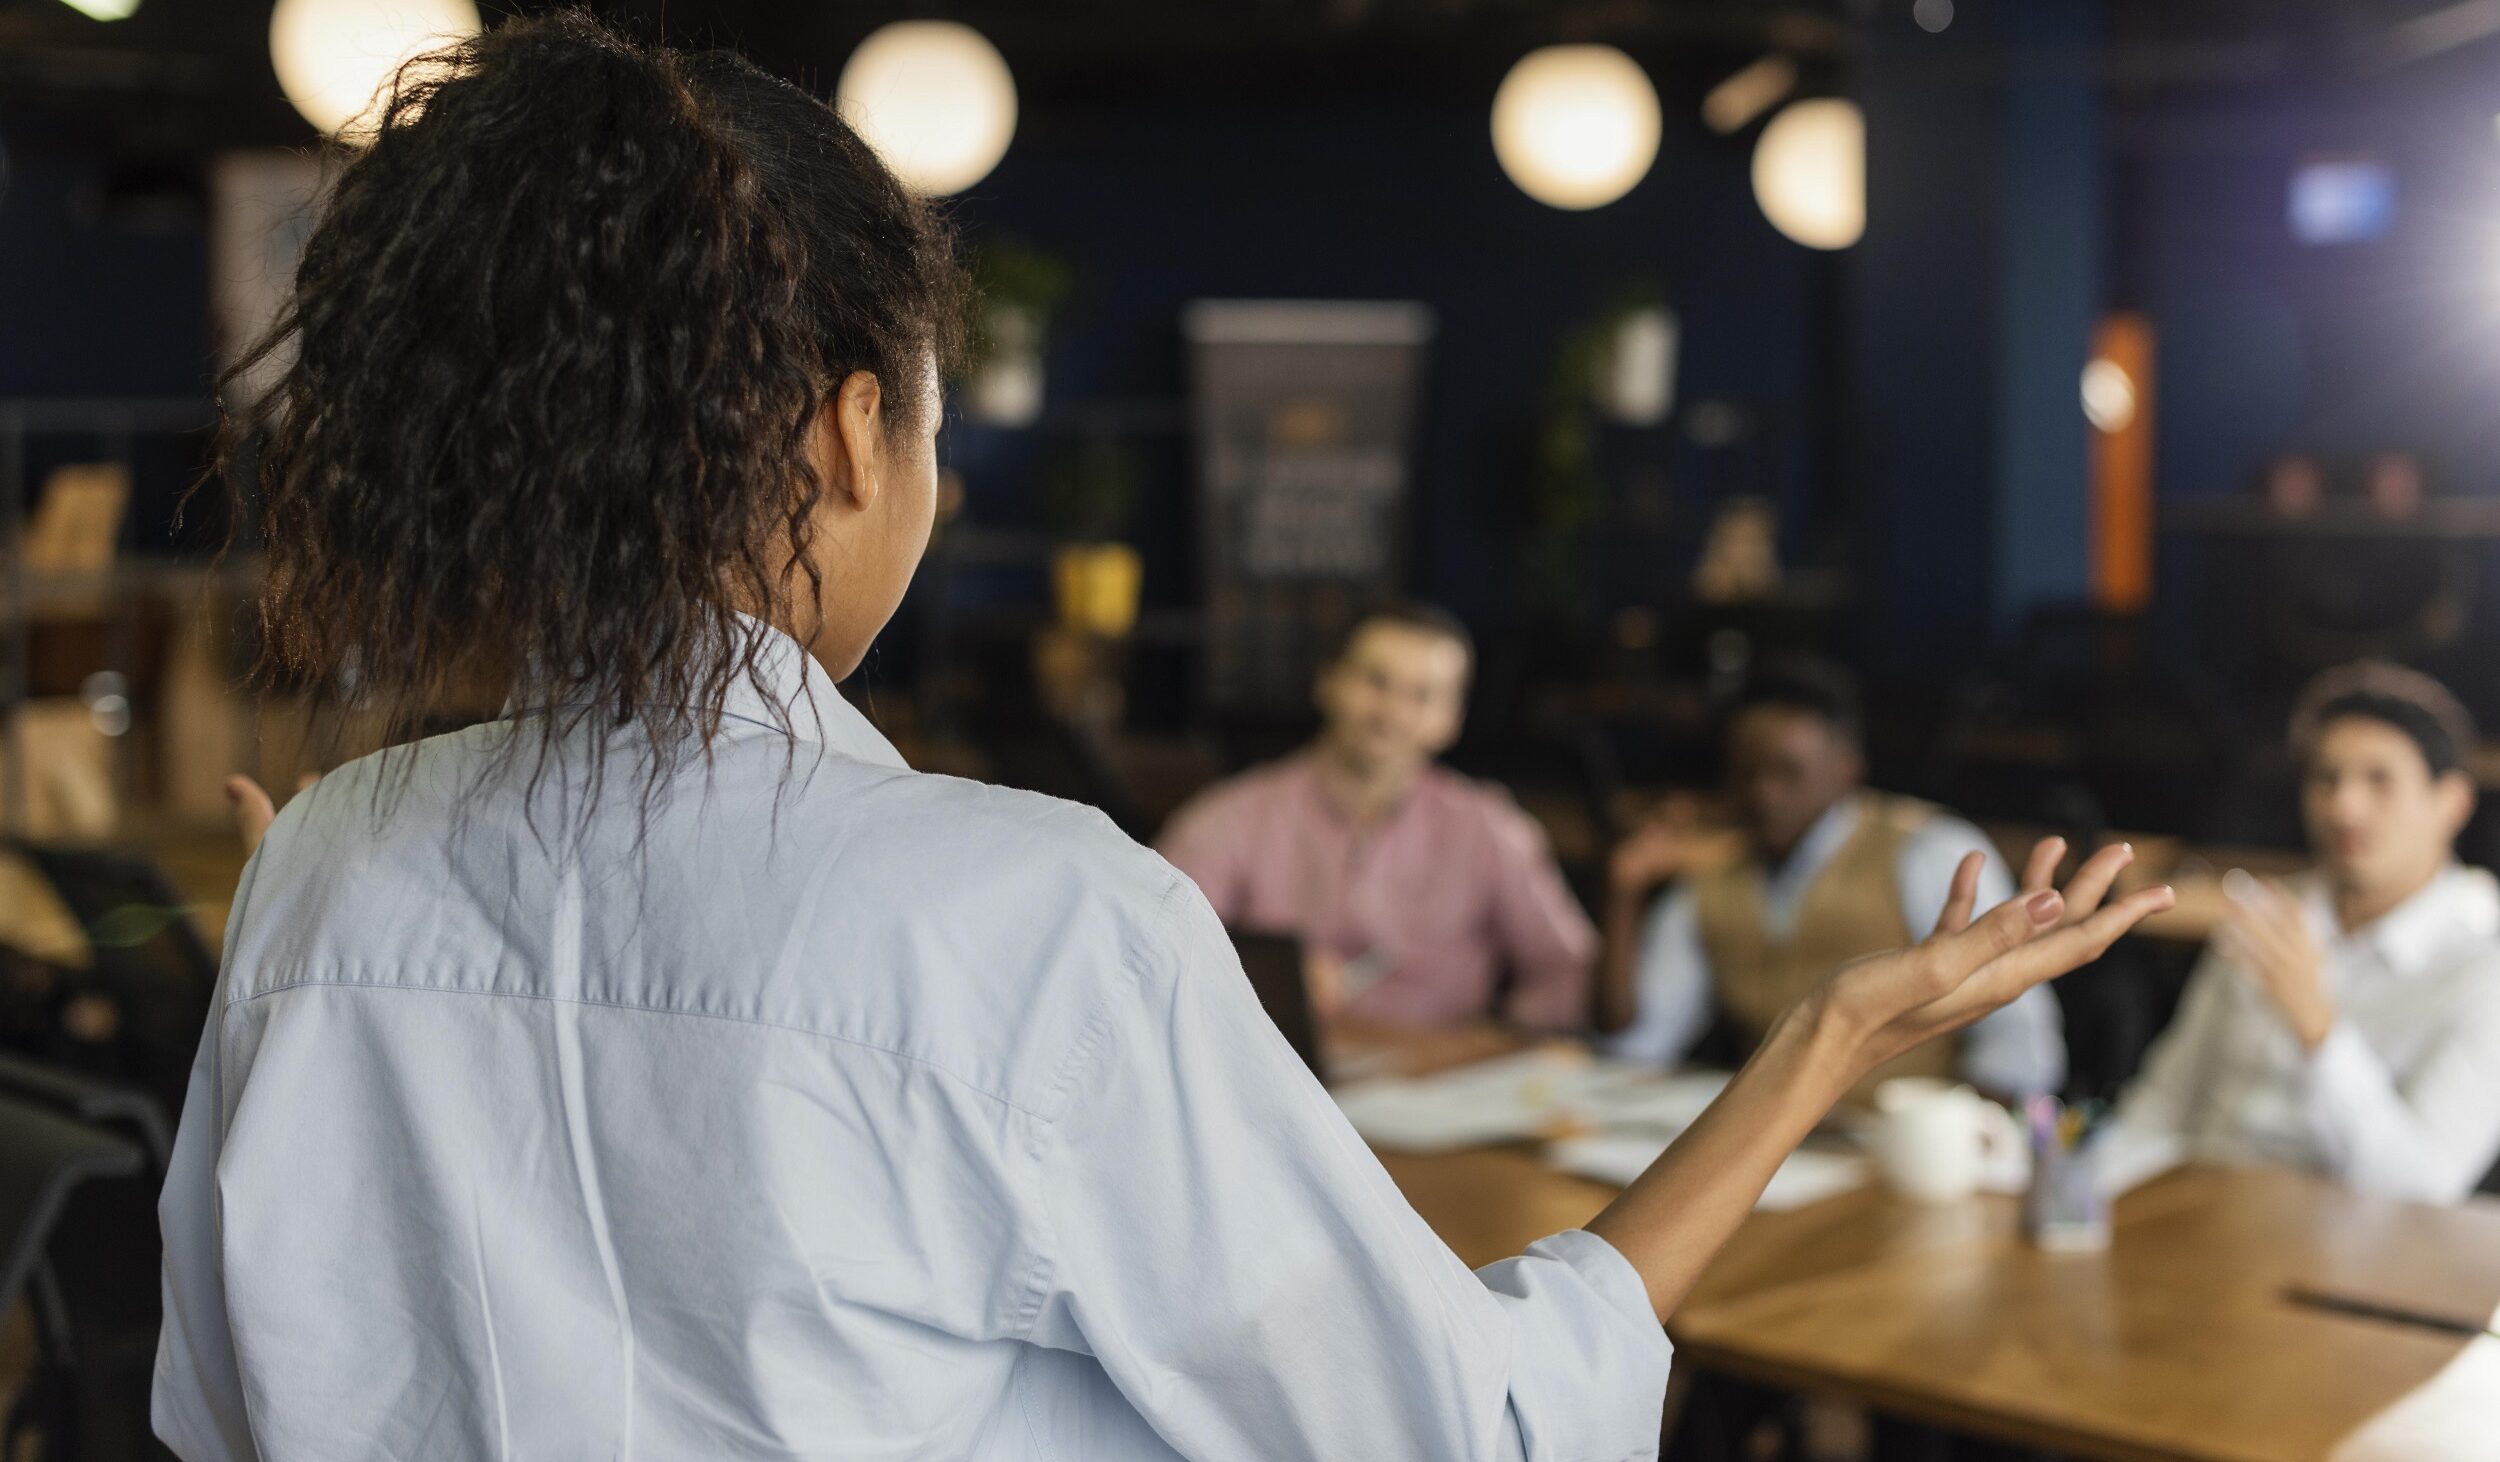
left=1229, top=930, right=1324, bottom=1081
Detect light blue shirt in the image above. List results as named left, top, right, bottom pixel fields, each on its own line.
left=1605, top=795, right=2067, bottom=1096
left=154, top=618, right=1671, bottom=1461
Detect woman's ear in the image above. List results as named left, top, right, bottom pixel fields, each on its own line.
left=822, top=370, right=887, bottom=510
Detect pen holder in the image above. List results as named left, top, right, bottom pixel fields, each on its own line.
left=2024, top=1133, right=2110, bottom=1253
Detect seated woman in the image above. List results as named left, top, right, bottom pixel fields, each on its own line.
left=2110, top=661, right=2500, bottom=1203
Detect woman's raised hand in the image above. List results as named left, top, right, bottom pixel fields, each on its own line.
left=225, top=773, right=319, bottom=857
left=1809, top=837, right=2172, bottom=1084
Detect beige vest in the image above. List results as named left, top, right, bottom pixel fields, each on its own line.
left=1694, top=792, right=1961, bottom=1096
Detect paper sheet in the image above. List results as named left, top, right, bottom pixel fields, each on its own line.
left=1571, top=1071, right=1730, bottom=1132
left=1545, top=1131, right=1869, bottom=1212
left=1333, top=1049, right=1645, bottom=1151
left=2330, top=1310, right=2500, bottom=1462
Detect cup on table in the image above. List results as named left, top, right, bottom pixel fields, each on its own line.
left=1870, top=1078, right=2026, bottom=1204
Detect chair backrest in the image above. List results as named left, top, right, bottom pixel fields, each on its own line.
left=0, top=1089, right=160, bottom=1459
left=0, top=1053, right=170, bottom=1173
left=6, top=840, right=218, bottom=1115
left=1230, top=930, right=1322, bottom=1080
left=0, top=1096, right=142, bottom=1321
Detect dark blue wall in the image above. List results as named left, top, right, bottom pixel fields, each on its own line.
left=0, top=141, right=217, bottom=548
left=1850, top=0, right=2103, bottom=681
left=0, top=147, right=212, bottom=399
left=6, top=92, right=1830, bottom=641
left=2126, top=51, right=2500, bottom=712
left=0, top=148, right=208, bottom=399
left=942, top=96, right=1826, bottom=631
left=2132, top=75, right=2500, bottom=500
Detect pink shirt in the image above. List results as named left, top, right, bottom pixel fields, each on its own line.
left=1156, top=754, right=1597, bottom=1031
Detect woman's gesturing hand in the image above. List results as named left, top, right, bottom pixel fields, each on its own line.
left=1588, top=836, right=2173, bottom=1323
left=1808, top=838, right=2173, bottom=1086
left=225, top=773, right=319, bottom=857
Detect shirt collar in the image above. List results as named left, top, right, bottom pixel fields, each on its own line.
left=1769, top=794, right=1863, bottom=879
left=1295, top=749, right=1442, bottom=829
left=718, top=613, right=908, bottom=771
left=498, top=612, right=908, bottom=773
left=2314, top=863, right=2500, bottom=973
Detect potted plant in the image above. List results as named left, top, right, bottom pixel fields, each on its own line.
left=1523, top=283, right=1670, bottom=622
left=964, top=239, right=1072, bottom=428
left=1042, top=436, right=1144, bottom=638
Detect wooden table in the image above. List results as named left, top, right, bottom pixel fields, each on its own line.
left=1377, top=1150, right=2500, bottom=1461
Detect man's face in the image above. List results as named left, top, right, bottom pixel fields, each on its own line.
left=2302, top=716, right=2468, bottom=899
left=1314, top=622, right=1469, bottom=779
left=1727, top=705, right=1862, bottom=857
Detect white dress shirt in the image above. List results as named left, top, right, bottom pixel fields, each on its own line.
left=154, top=618, right=1671, bottom=1461
left=2109, top=863, right=2500, bottom=1204
left=1605, top=796, right=2067, bottom=1096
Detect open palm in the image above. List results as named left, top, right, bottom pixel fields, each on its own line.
left=1820, top=837, right=2168, bottom=1079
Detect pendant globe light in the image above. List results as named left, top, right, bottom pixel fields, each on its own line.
left=1751, top=97, right=1866, bottom=249
left=270, top=0, right=481, bottom=140
left=1491, top=44, right=1661, bottom=211
left=837, top=21, right=1018, bottom=196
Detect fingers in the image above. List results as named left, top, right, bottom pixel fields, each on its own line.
left=2223, top=868, right=2302, bottom=932
left=225, top=774, right=275, bottom=820
left=2252, top=878, right=2309, bottom=939
left=2219, top=901, right=2305, bottom=983
left=1965, top=884, right=2177, bottom=1006
left=2220, top=873, right=2305, bottom=951
left=224, top=774, right=283, bottom=856
left=1303, top=950, right=1346, bottom=1017
left=2020, top=837, right=2067, bottom=894
left=1930, top=851, right=1984, bottom=936
left=2055, top=841, right=2135, bottom=922
left=1927, top=881, right=2066, bottom=981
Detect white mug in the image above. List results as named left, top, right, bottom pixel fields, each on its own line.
left=1870, top=1078, right=2027, bottom=1203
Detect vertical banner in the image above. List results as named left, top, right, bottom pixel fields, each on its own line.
left=1183, top=300, right=1434, bottom=711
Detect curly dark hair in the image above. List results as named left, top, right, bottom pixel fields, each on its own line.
left=213, top=11, right=967, bottom=822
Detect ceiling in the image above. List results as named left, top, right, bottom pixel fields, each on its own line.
left=3, top=0, right=2496, bottom=155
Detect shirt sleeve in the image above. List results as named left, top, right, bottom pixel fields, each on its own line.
left=2299, top=963, right=2500, bottom=1203
left=1601, top=887, right=1715, bottom=1069
left=1483, top=802, right=1598, bottom=1032
left=1154, top=790, right=1250, bottom=926
left=1895, top=819, right=2066, bottom=1097
left=153, top=861, right=259, bottom=1462
left=1027, top=877, right=1672, bottom=1461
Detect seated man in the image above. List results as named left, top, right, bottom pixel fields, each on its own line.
left=1157, top=604, right=1595, bottom=1032
left=2109, top=662, right=2500, bottom=1202
left=1599, top=659, right=2066, bottom=1097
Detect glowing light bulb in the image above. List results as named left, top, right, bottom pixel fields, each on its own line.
left=1492, top=45, right=1662, bottom=211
